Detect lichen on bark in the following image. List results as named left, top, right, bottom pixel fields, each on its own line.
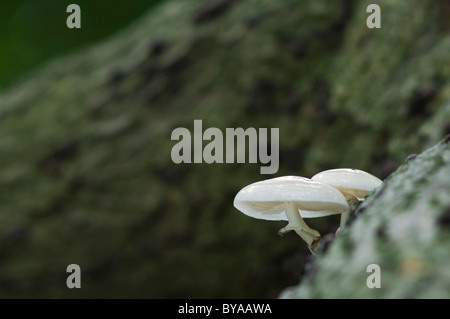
left=281, top=137, right=450, bottom=298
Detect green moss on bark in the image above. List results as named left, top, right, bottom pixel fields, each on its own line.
left=281, top=137, right=450, bottom=298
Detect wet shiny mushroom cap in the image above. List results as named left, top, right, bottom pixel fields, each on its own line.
left=233, top=176, right=349, bottom=221
left=311, top=168, right=383, bottom=199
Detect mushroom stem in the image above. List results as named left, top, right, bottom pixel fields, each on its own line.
left=278, top=201, right=321, bottom=253
left=336, top=195, right=360, bottom=236
left=336, top=211, right=350, bottom=236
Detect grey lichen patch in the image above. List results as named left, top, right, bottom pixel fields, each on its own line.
left=281, top=137, right=450, bottom=298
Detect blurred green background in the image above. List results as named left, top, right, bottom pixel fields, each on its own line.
left=0, top=0, right=162, bottom=89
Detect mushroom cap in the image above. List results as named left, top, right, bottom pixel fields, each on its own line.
left=311, top=168, right=383, bottom=199
left=233, top=176, right=349, bottom=221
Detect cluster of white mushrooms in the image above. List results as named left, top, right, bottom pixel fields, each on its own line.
left=233, top=169, right=383, bottom=254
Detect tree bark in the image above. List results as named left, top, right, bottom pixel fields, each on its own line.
left=281, top=137, right=450, bottom=298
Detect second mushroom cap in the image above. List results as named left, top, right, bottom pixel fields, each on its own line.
left=311, top=168, right=383, bottom=199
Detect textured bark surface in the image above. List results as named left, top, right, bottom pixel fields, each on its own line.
left=0, top=0, right=449, bottom=298
left=281, top=137, right=450, bottom=298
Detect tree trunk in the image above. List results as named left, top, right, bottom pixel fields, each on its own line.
left=281, top=137, right=450, bottom=298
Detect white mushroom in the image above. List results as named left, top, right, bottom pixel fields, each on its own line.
left=311, top=168, right=383, bottom=235
left=233, top=176, right=349, bottom=253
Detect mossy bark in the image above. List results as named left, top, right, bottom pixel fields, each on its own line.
left=281, top=137, right=450, bottom=298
